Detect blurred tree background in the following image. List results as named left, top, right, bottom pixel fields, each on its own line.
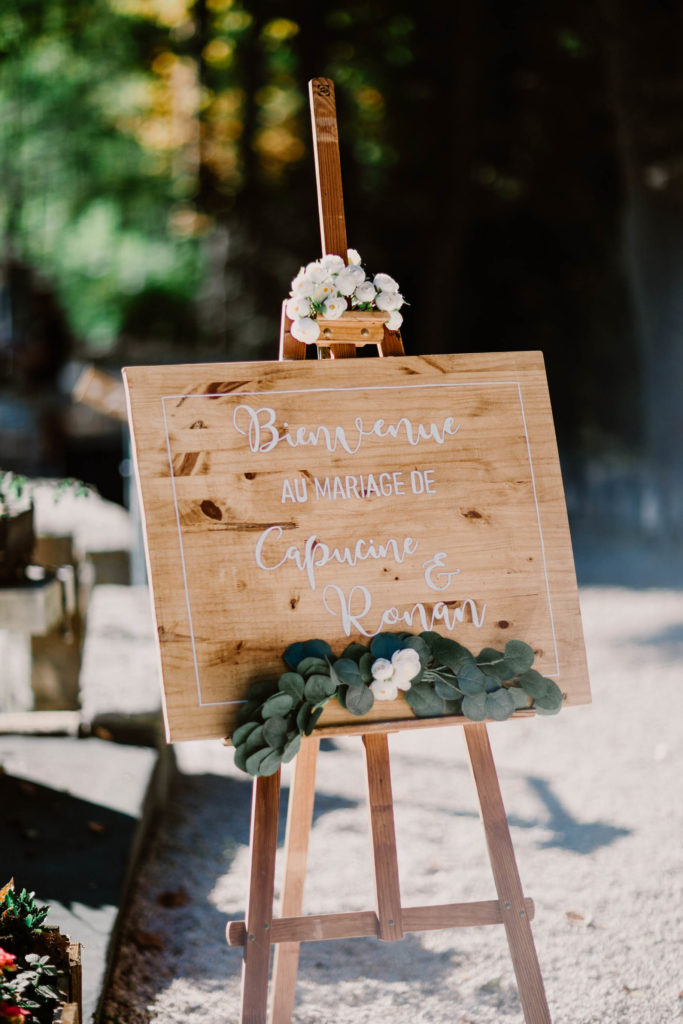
left=1, top=0, right=683, bottom=532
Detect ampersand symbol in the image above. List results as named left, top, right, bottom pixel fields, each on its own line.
left=423, top=552, right=461, bottom=592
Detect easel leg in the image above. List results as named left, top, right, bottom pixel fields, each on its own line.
left=362, top=733, right=404, bottom=940
left=240, top=771, right=281, bottom=1024
left=464, top=723, right=552, bottom=1024
left=269, top=737, right=320, bottom=1024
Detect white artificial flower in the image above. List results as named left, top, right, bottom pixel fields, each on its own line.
left=312, top=281, right=336, bottom=303
left=306, top=261, right=329, bottom=283
left=286, top=296, right=312, bottom=319
left=386, top=310, right=403, bottom=331
left=290, top=267, right=308, bottom=293
left=354, top=281, right=376, bottom=304
left=336, top=268, right=359, bottom=296
left=347, top=248, right=362, bottom=265
left=370, top=678, right=399, bottom=701
left=369, top=647, right=420, bottom=700
left=347, top=265, right=366, bottom=287
left=322, top=296, right=347, bottom=319
left=390, top=648, right=421, bottom=689
left=321, top=253, right=345, bottom=273
left=375, top=290, right=403, bottom=312
left=371, top=658, right=394, bottom=681
left=373, top=272, right=399, bottom=293
left=290, top=316, right=321, bottom=344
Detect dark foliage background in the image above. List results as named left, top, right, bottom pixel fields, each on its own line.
left=1, top=0, right=682, bottom=528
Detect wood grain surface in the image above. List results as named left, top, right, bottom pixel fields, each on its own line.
left=123, top=351, right=590, bottom=742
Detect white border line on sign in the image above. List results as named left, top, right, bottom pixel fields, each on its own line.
left=161, top=380, right=560, bottom=707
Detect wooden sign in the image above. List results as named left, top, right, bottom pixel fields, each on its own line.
left=123, top=350, right=589, bottom=742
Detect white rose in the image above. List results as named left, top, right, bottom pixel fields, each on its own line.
left=353, top=281, right=376, bottom=304
left=375, top=290, right=403, bottom=312
left=390, top=648, right=421, bottom=689
left=290, top=267, right=308, bottom=293
left=322, top=296, right=347, bottom=319
left=373, top=272, right=399, bottom=293
left=336, top=268, right=359, bottom=296
left=312, top=281, right=335, bottom=303
left=286, top=296, right=311, bottom=319
left=306, top=261, right=329, bottom=283
left=290, top=316, right=320, bottom=344
left=347, top=248, right=362, bottom=265
left=321, top=254, right=345, bottom=273
left=343, top=265, right=365, bottom=288
left=370, top=678, right=399, bottom=701
left=371, top=658, right=394, bottom=682
left=386, top=310, right=403, bottom=331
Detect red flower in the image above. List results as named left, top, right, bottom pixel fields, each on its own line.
left=0, top=949, right=17, bottom=972
left=0, top=1005, right=30, bottom=1023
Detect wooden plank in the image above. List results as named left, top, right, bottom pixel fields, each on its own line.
left=240, top=772, right=281, bottom=1024
left=309, top=78, right=347, bottom=258
left=228, top=897, right=535, bottom=946
left=124, top=351, right=589, bottom=743
left=363, top=733, right=403, bottom=940
left=464, top=723, right=552, bottom=1024
left=269, top=737, right=320, bottom=1024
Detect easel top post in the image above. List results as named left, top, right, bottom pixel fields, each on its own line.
left=309, top=78, right=348, bottom=259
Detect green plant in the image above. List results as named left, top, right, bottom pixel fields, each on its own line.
left=230, top=631, right=564, bottom=777
left=0, top=472, right=91, bottom=516
left=0, top=884, right=49, bottom=957
left=0, top=884, right=61, bottom=1023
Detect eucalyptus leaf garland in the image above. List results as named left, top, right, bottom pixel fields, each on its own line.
left=230, top=632, right=563, bottom=777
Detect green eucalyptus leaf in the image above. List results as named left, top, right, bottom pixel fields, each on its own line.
left=258, top=750, right=283, bottom=776
left=231, top=721, right=259, bottom=747
left=476, top=648, right=509, bottom=679
left=296, top=702, right=312, bottom=733
left=262, top=693, right=295, bottom=718
left=244, top=724, right=266, bottom=754
left=504, top=639, right=535, bottom=674
left=304, top=673, right=337, bottom=702
left=297, top=656, right=330, bottom=677
left=484, top=675, right=503, bottom=692
left=358, top=651, right=374, bottom=683
left=370, top=633, right=404, bottom=659
left=278, top=672, right=305, bottom=699
left=342, top=642, right=368, bottom=662
left=237, top=699, right=260, bottom=725
left=518, top=669, right=551, bottom=699
left=234, top=744, right=249, bottom=773
left=455, top=661, right=488, bottom=695
left=431, top=636, right=473, bottom=671
left=402, top=635, right=431, bottom=667
left=442, top=698, right=462, bottom=715
left=507, top=686, right=531, bottom=710
left=245, top=747, right=271, bottom=776
left=331, top=658, right=363, bottom=687
left=434, top=677, right=462, bottom=701
left=404, top=682, right=445, bottom=718
left=283, top=641, right=305, bottom=670
left=535, top=703, right=562, bottom=716
left=247, top=679, right=278, bottom=702
left=485, top=687, right=516, bottom=721
left=345, top=684, right=374, bottom=716
left=282, top=733, right=302, bottom=763
left=263, top=716, right=288, bottom=749
left=305, top=705, right=324, bottom=735
left=461, top=692, right=488, bottom=721
left=533, top=679, right=564, bottom=711
left=304, top=638, right=334, bottom=660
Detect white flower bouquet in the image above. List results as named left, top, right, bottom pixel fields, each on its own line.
left=286, top=248, right=405, bottom=344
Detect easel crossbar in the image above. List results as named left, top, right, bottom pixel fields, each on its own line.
left=227, top=897, right=534, bottom=946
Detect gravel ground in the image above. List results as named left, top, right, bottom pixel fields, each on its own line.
left=102, top=585, right=683, bottom=1024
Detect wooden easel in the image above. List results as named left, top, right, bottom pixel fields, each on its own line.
left=228, top=78, right=552, bottom=1024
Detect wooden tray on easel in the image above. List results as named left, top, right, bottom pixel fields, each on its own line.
left=123, top=77, right=590, bottom=1024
